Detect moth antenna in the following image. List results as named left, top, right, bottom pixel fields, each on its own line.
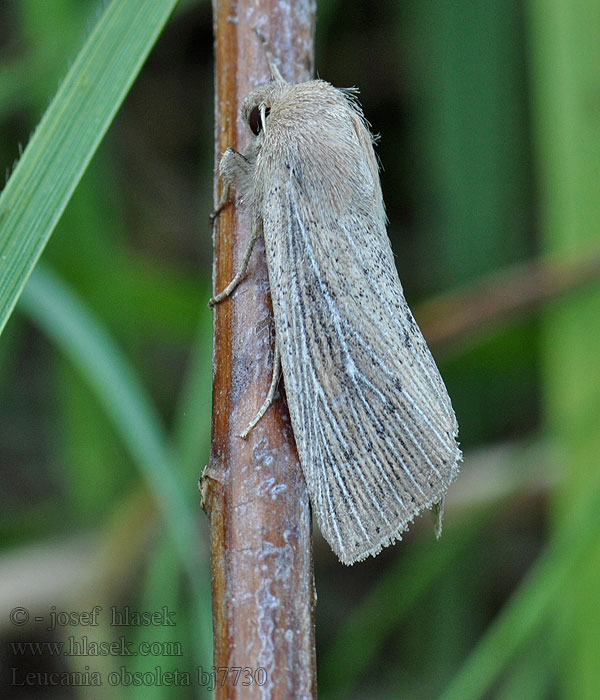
left=254, top=28, right=287, bottom=83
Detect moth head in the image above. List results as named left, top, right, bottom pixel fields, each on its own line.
left=241, top=82, right=284, bottom=138
left=241, top=81, right=296, bottom=141
left=246, top=102, right=271, bottom=136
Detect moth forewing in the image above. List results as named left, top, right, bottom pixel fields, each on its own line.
left=212, top=70, right=461, bottom=565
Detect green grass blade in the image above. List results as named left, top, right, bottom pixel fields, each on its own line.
left=18, top=264, right=198, bottom=578
left=527, top=1, right=600, bottom=697
left=0, top=0, right=178, bottom=336
left=438, top=487, right=600, bottom=700
left=319, top=509, right=493, bottom=700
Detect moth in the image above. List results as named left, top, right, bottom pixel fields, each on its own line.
left=210, top=40, right=461, bottom=564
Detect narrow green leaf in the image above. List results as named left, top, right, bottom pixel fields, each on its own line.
left=438, top=488, right=600, bottom=700
left=320, top=510, right=493, bottom=700
left=0, top=0, right=178, bottom=336
left=18, top=264, right=198, bottom=580
left=528, top=1, right=600, bottom=697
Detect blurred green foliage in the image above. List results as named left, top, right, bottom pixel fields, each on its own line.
left=0, top=0, right=598, bottom=699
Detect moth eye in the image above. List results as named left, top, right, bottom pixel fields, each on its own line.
left=248, top=105, right=270, bottom=135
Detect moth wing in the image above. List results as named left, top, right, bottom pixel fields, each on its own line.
left=263, top=199, right=460, bottom=563
left=260, top=100, right=460, bottom=565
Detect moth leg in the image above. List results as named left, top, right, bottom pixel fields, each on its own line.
left=210, top=147, right=253, bottom=220
left=220, top=147, right=254, bottom=196
left=239, top=341, right=281, bottom=439
left=209, top=183, right=230, bottom=221
left=208, top=218, right=261, bottom=307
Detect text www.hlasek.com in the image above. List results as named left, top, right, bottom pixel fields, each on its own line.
left=10, top=636, right=181, bottom=658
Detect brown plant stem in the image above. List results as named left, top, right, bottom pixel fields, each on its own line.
left=203, top=1, right=317, bottom=698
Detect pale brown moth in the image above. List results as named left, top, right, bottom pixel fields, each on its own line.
left=211, top=38, right=461, bottom=565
